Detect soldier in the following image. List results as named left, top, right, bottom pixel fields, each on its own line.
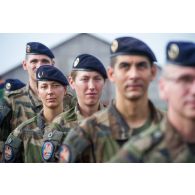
left=0, top=42, right=74, bottom=156
left=58, top=37, right=164, bottom=163
left=52, top=54, right=107, bottom=127
left=110, top=41, right=195, bottom=163
left=2, top=65, right=69, bottom=162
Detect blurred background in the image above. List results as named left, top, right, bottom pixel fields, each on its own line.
left=0, top=33, right=194, bottom=109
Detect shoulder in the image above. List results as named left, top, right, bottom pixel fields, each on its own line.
left=12, top=116, right=37, bottom=137
left=79, top=108, right=110, bottom=130
left=5, top=86, right=27, bottom=98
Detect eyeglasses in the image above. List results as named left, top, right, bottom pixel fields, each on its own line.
left=165, top=75, right=195, bottom=87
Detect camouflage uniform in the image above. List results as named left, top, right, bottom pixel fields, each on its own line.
left=109, top=115, right=195, bottom=163
left=2, top=110, right=73, bottom=163
left=0, top=83, right=75, bottom=153
left=61, top=100, right=164, bottom=163
left=53, top=101, right=106, bottom=127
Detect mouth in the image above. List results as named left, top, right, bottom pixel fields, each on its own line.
left=46, top=98, right=56, bottom=102
left=85, top=93, right=97, bottom=97
left=125, top=84, right=143, bottom=90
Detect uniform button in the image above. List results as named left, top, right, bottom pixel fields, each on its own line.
left=48, top=132, right=53, bottom=138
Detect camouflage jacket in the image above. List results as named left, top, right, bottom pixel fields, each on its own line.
left=0, top=84, right=75, bottom=153
left=109, top=116, right=195, bottom=163
left=61, top=100, right=164, bottom=163
left=52, top=102, right=106, bottom=128
left=2, top=110, right=71, bottom=163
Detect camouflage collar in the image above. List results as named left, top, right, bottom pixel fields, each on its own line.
left=75, top=102, right=106, bottom=122
left=27, top=83, right=42, bottom=111
left=36, top=110, right=46, bottom=132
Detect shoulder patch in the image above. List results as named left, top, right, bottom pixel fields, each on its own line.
left=3, top=144, right=14, bottom=161
left=58, top=144, right=71, bottom=163
left=42, top=141, right=54, bottom=161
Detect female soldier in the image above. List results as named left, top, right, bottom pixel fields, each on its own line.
left=2, top=65, right=69, bottom=162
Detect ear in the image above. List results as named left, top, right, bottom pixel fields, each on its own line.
left=150, top=64, right=157, bottom=81
left=107, top=66, right=115, bottom=83
left=158, top=77, right=168, bottom=101
left=63, top=86, right=67, bottom=95
left=68, top=76, right=75, bottom=90
left=22, top=60, right=27, bottom=71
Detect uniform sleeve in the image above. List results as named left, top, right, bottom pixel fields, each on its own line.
left=1, top=129, right=23, bottom=163
left=0, top=97, right=12, bottom=153
left=60, top=126, right=93, bottom=163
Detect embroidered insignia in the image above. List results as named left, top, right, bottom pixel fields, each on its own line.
left=58, top=144, right=71, bottom=163
left=4, top=145, right=14, bottom=161
left=42, top=141, right=54, bottom=161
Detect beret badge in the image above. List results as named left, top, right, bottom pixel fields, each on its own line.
left=168, top=43, right=179, bottom=60
left=111, top=40, right=118, bottom=53
left=26, top=44, right=31, bottom=53
left=73, top=57, right=80, bottom=67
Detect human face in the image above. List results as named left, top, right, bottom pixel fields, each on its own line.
left=108, top=55, right=156, bottom=101
left=23, top=54, right=54, bottom=82
left=37, top=81, right=66, bottom=109
left=159, top=65, right=195, bottom=119
left=69, top=71, right=105, bottom=107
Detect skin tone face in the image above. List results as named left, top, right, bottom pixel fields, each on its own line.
left=37, top=81, right=66, bottom=110
left=159, top=65, right=195, bottom=120
left=108, top=55, right=156, bottom=103
left=69, top=71, right=105, bottom=107
left=22, top=54, right=54, bottom=83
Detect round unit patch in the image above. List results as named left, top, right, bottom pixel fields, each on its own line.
left=4, top=145, right=14, bottom=161
left=42, top=141, right=54, bottom=161
left=58, top=144, right=71, bottom=163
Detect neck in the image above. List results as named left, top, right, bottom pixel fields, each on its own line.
left=78, top=101, right=100, bottom=118
left=29, top=79, right=38, bottom=95
left=168, top=109, right=195, bottom=143
left=43, top=105, right=64, bottom=123
left=116, top=95, right=150, bottom=128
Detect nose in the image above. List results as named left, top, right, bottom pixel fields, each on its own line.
left=128, top=66, right=139, bottom=79
left=47, top=86, right=54, bottom=94
left=88, top=79, right=95, bottom=90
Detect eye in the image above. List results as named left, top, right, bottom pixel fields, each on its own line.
left=41, top=59, right=50, bottom=64
left=137, top=62, right=149, bottom=69
left=30, top=59, right=38, bottom=64
left=40, top=85, right=47, bottom=89
left=119, top=62, right=130, bottom=69
left=178, top=76, right=194, bottom=84
left=80, top=77, right=89, bottom=81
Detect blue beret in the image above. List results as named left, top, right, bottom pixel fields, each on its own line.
left=110, top=37, right=157, bottom=64
left=26, top=42, right=55, bottom=59
left=5, top=79, right=25, bottom=91
left=72, top=54, right=107, bottom=79
left=166, top=41, right=195, bottom=67
left=36, top=65, right=69, bottom=86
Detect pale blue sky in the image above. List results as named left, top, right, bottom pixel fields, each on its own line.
left=0, top=33, right=194, bottom=75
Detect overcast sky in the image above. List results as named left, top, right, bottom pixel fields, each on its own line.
left=0, top=33, right=194, bottom=75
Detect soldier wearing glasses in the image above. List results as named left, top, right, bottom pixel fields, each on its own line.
left=110, top=41, right=195, bottom=163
